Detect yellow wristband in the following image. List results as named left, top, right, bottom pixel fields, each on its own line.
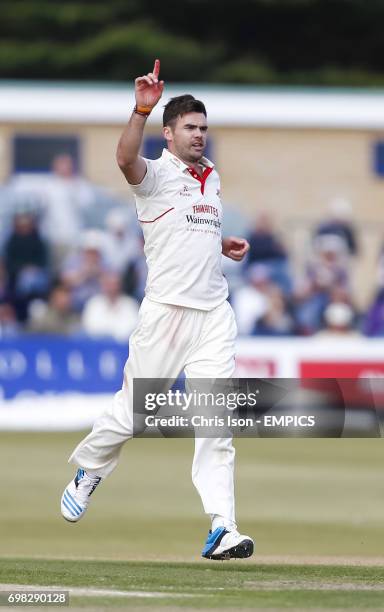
left=134, top=104, right=152, bottom=116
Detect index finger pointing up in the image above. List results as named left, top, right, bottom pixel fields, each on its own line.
left=153, top=59, right=160, bottom=78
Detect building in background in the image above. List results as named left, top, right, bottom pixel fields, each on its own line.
left=1, top=83, right=384, bottom=304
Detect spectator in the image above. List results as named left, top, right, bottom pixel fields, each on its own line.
left=104, top=208, right=142, bottom=274
left=41, top=154, right=98, bottom=259
left=326, top=285, right=360, bottom=326
left=60, top=230, right=110, bottom=312
left=376, top=243, right=384, bottom=287
left=246, top=211, right=291, bottom=294
left=0, top=302, right=21, bottom=337
left=363, top=287, right=384, bottom=337
left=8, top=153, right=101, bottom=263
left=3, top=212, right=50, bottom=321
left=307, top=234, right=350, bottom=292
left=291, top=277, right=329, bottom=335
left=253, top=285, right=295, bottom=336
left=232, top=264, right=271, bottom=335
left=0, top=259, right=9, bottom=303
left=27, top=285, right=81, bottom=335
left=314, top=197, right=358, bottom=256
left=103, top=208, right=147, bottom=300
left=362, top=244, right=384, bottom=336
left=121, top=237, right=147, bottom=301
left=315, top=302, right=361, bottom=338
left=292, top=235, right=352, bottom=336
left=81, top=272, right=139, bottom=342
left=0, top=187, right=44, bottom=251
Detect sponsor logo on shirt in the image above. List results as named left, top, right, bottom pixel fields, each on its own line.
left=192, top=204, right=218, bottom=217
left=185, top=204, right=221, bottom=229
left=180, top=184, right=192, bottom=197
left=185, top=214, right=221, bottom=228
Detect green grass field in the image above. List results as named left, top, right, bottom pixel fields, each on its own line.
left=1, top=433, right=384, bottom=609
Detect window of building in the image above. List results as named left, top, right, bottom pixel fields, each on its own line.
left=373, top=141, right=384, bottom=177
left=12, top=134, right=80, bottom=173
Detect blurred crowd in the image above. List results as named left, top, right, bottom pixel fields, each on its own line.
left=0, top=154, right=384, bottom=341
left=0, top=154, right=144, bottom=341
left=230, top=202, right=384, bottom=339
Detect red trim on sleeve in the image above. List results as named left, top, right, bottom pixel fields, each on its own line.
left=138, top=207, right=175, bottom=224
left=187, top=166, right=213, bottom=194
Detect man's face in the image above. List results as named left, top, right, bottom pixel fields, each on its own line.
left=164, top=112, right=208, bottom=163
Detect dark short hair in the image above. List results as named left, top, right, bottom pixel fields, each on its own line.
left=163, top=94, right=207, bottom=128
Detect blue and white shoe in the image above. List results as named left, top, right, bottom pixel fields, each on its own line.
left=61, top=469, right=102, bottom=523
left=202, top=527, right=254, bottom=560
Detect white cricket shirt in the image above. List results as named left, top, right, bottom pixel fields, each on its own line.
left=129, top=148, right=228, bottom=310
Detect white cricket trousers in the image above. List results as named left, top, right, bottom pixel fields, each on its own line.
left=69, top=297, right=237, bottom=525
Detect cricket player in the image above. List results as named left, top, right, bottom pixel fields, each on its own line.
left=61, top=59, right=254, bottom=560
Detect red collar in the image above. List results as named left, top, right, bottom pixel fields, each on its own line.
left=186, top=166, right=213, bottom=195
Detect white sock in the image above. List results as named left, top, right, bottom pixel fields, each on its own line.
left=211, top=514, right=237, bottom=532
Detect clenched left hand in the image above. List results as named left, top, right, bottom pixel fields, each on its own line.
left=222, top=236, right=250, bottom=261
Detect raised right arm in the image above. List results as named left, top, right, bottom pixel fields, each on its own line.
left=116, top=59, right=164, bottom=185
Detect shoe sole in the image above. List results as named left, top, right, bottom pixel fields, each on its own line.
left=204, top=538, right=254, bottom=560
left=62, top=514, right=79, bottom=523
